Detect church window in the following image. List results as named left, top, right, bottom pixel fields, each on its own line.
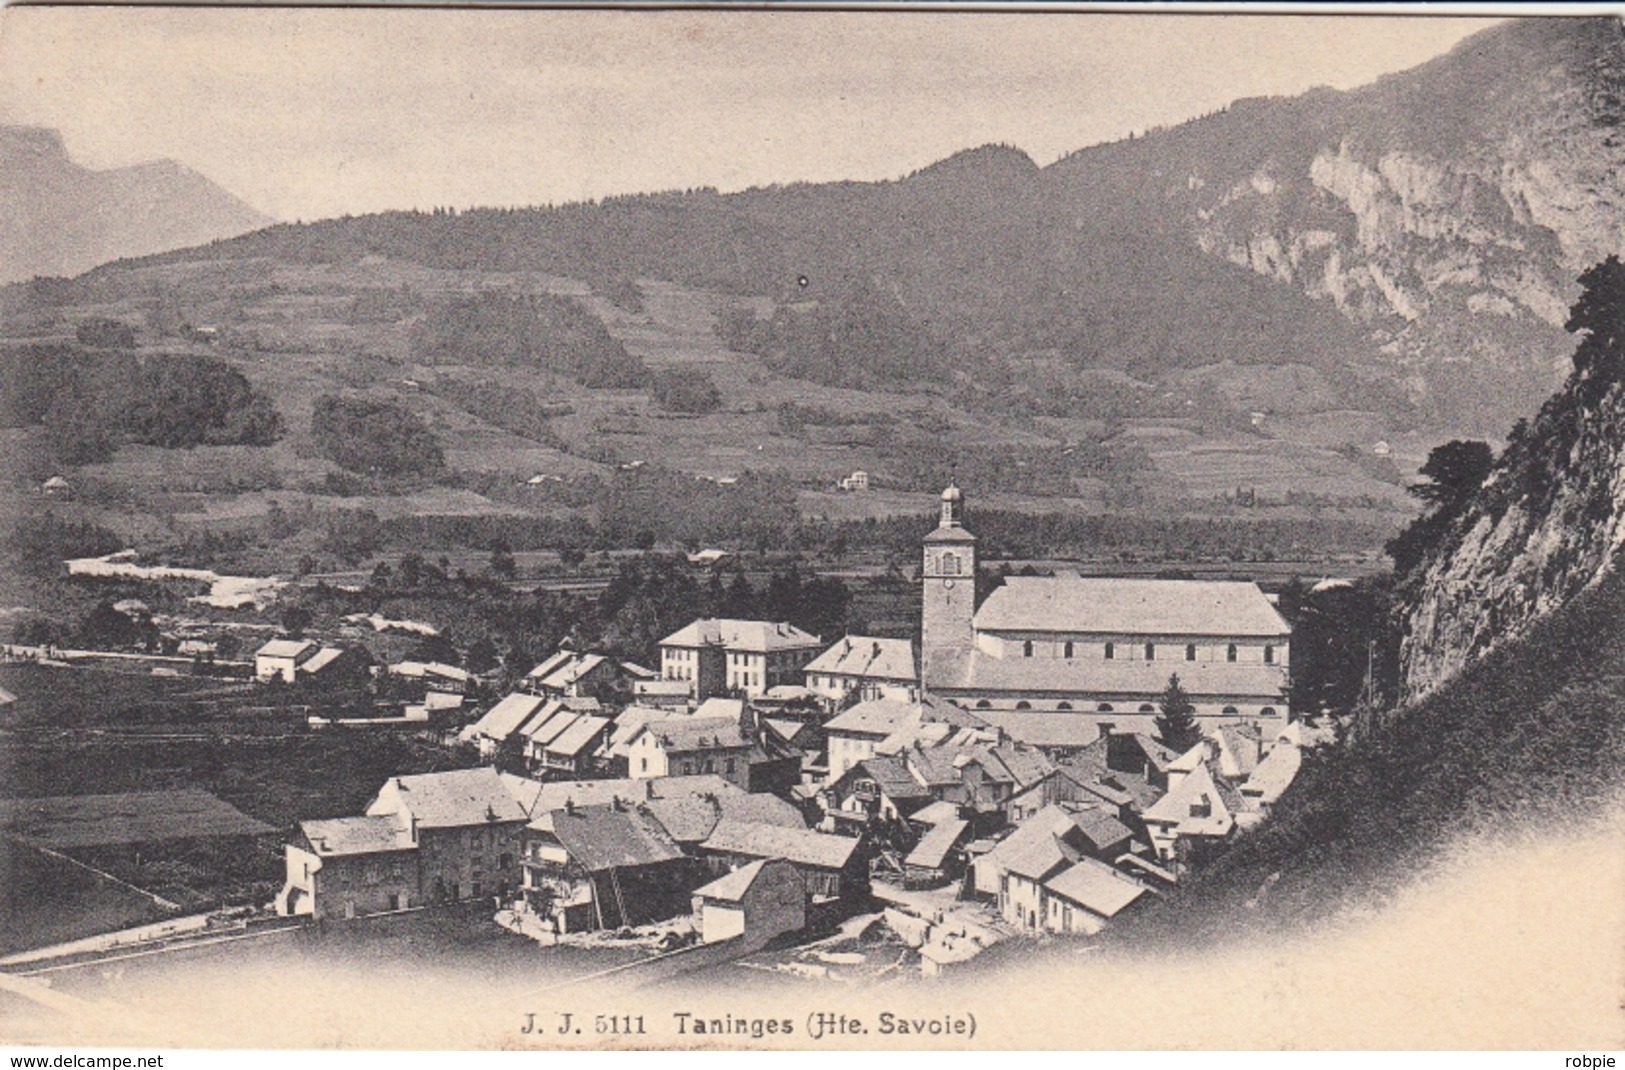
left=1022, top=640, right=1034, bottom=658
left=1104, top=642, right=1114, bottom=660
left=1186, top=644, right=1197, bottom=661
left=1097, top=703, right=1113, bottom=713
left=1227, top=644, right=1238, bottom=662
left=1260, top=707, right=1278, bottom=717
left=1015, top=701, right=1032, bottom=710
left=1144, top=643, right=1155, bottom=661
left=1063, top=641, right=1074, bottom=659
left=1138, top=703, right=1155, bottom=714
left=1057, top=702, right=1073, bottom=711
left=1264, top=645, right=1275, bottom=664
left=1221, top=705, right=1239, bottom=715
left=975, top=700, right=992, bottom=709
left=942, top=552, right=960, bottom=576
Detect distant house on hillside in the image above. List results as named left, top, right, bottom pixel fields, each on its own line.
left=255, top=638, right=318, bottom=683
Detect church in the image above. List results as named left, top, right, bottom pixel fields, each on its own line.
left=919, top=485, right=1292, bottom=722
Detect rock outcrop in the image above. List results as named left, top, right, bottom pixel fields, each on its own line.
left=1397, top=259, right=1625, bottom=701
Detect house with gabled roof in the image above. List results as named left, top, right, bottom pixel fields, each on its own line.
left=522, top=648, right=652, bottom=702
left=255, top=638, right=318, bottom=683
left=804, top=635, right=918, bottom=704
left=820, top=754, right=934, bottom=835
left=459, top=692, right=549, bottom=758
left=902, top=814, right=972, bottom=888
left=699, top=819, right=868, bottom=903
left=691, top=857, right=806, bottom=946
left=1141, top=762, right=1244, bottom=870
left=824, top=695, right=986, bottom=779
left=1240, top=738, right=1303, bottom=811
left=976, top=803, right=1150, bottom=933
left=1041, top=855, right=1150, bottom=935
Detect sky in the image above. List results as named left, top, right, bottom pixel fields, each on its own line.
left=0, top=7, right=1505, bottom=223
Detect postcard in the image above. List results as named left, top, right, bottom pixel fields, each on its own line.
left=0, top=2, right=1621, bottom=1052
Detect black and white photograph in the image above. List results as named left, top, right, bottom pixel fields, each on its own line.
left=0, top=3, right=1622, bottom=1051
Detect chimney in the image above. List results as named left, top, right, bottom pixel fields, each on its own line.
left=565, top=797, right=576, bottom=816
left=644, top=779, right=656, bottom=801
left=613, top=795, right=626, bottom=812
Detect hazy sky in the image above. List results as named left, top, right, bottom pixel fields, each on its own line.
left=0, top=8, right=1504, bottom=222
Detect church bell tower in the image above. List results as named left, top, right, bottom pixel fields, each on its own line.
left=920, top=483, right=977, bottom=689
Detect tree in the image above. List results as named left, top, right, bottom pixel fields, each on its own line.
left=1409, top=440, right=1494, bottom=511
left=1154, top=673, right=1202, bottom=753
left=1386, top=439, right=1495, bottom=577
left=465, top=637, right=501, bottom=675
left=1566, top=254, right=1625, bottom=382
left=488, top=538, right=517, bottom=580
left=280, top=605, right=313, bottom=639
left=310, top=395, right=443, bottom=478
left=650, top=368, right=722, bottom=414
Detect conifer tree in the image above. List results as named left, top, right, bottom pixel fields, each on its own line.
left=1155, top=672, right=1202, bottom=753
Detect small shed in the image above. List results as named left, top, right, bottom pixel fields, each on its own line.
left=690, top=857, right=805, bottom=946
left=903, top=816, right=971, bottom=888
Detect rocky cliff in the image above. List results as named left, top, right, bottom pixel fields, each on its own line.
left=1398, top=258, right=1625, bottom=701
left=1060, top=15, right=1625, bottom=438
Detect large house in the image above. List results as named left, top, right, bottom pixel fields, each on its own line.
left=365, top=768, right=529, bottom=903
left=919, top=485, right=1291, bottom=720
left=658, top=618, right=823, bottom=700
left=521, top=800, right=692, bottom=933
left=803, top=636, right=918, bottom=704
left=279, top=814, right=418, bottom=920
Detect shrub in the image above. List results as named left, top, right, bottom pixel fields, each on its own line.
left=650, top=368, right=722, bottom=414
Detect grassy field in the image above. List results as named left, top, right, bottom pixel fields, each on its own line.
left=0, top=838, right=172, bottom=956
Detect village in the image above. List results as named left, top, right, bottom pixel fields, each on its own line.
left=185, top=482, right=1320, bottom=982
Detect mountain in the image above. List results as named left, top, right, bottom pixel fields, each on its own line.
left=101, top=16, right=1623, bottom=442
left=0, top=126, right=272, bottom=284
